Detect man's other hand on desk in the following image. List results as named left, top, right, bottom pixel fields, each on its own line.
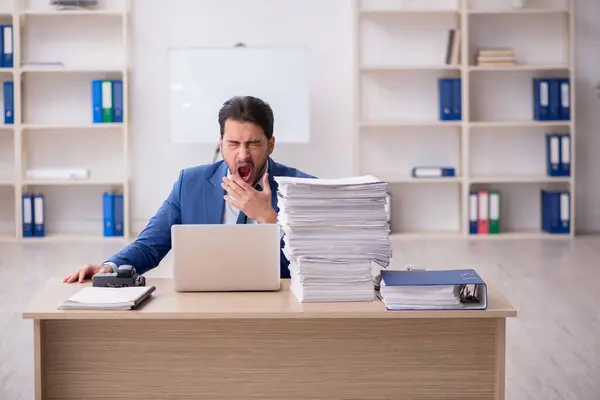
left=63, top=264, right=112, bottom=283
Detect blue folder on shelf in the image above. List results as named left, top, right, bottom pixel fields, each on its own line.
left=379, top=269, right=488, bottom=311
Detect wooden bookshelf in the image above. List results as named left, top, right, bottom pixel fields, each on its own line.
left=353, top=0, right=575, bottom=239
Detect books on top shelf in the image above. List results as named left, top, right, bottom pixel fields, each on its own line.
left=444, top=29, right=461, bottom=66
left=274, top=175, right=392, bottom=303
left=475, top=48, right=516, bottom=67
left=92, top=79, right=124, bottom=124
left=379, top=269, right=488, bottom=311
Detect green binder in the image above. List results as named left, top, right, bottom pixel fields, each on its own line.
left=489, top=191, right=500, bottom=234
left=101, top=80, right=114, bottom=123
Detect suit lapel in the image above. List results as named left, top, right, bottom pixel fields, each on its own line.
left=206, top=162, right=228, bottom=224
left=267, top=157, right=280, bottom=212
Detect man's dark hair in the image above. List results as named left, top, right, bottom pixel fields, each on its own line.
left=218, top=96, right=274, bottom=139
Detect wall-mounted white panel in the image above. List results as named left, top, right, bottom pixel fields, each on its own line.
left=168, top=46, right=310, bottom=144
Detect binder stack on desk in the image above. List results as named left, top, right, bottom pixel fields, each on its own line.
left=379, top=269, right=488, bottom=311
left=274, top=175, right=391, bottom=303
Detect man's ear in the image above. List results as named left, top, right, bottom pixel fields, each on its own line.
left=268, top=137, right=275, bottom=155
left=219, top=137, right=223, bottom=155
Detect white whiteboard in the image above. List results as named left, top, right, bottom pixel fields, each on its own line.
left=168, top=46, right=310, bottom=144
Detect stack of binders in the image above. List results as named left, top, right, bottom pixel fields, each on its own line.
left=92, top=79, right=124, bottom=124
left=22, top=193, right=45, bottom=238
left=102, top=192, right=124, bottom=237
left=541, top=190, right=570, bottom=234
left=274, top=175, right=392, bottom=303
left=546, top=133, right=571, bottom=177
left=469, top=190, right=500, bottom=235
left=533, top=77, right=570, bottom=121
left=438, top=77, right=461, bottom=121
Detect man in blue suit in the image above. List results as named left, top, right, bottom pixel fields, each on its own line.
left=64, top=96, right=314, bottom=283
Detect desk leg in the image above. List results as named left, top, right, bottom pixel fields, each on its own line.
left=33, top=320, right=44, bottom=400
left=496, top=318, right=506, bottom=400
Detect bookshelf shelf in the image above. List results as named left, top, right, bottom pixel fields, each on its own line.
left=22, top=179, right=125, bottom=186
left=469, top=176, right=572, bottom=184
left=360, top=120, right=462, bottom=128
left=1, top=0, right=131, bottom=242
left=467, top=8, right=569, bottom=15
left=360, top=65, right=460, bottom=71
left=22, top=123, right=124, bottom=130
left=359, top=9, right=459, bottom=16
left=469, top=121, right=572, bottom=129
left=467, top=231, right=571, bottom=240
left=373, top=174, right=461, bottom=184
left=354, top=0, right=576, bottom=239
left=20, top=233, right=127, bottom=243
left=19, top=10, right=125, bottom=17
left=20, top=66, right=124, bottom=74
left=468, top=64, right=570, bottom=72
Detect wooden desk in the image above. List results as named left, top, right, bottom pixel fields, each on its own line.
left=23, top=278, right=516, bottom=400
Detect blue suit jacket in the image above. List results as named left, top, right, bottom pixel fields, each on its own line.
left=106, top=157, right=315, bottom=278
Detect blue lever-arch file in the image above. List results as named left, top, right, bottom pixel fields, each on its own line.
left=379, top=269, right=488, bottom=310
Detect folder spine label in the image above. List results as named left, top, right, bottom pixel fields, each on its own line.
left=477, top=190, right=489, bottom=234
left=22, top=194, right=33, bottom=237
left=101, top=80, right=113, bottom=123
left=469, top=191, right=478, bottom=234
left=3, top=25, right=12, bottom=68
left=489, top=191, right=500, bottom=234
left=33, top=194, right=45, bottom=237
left=560, top=135, right=571, bottom=176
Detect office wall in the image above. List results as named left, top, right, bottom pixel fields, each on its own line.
left=129, top=0, right=600, bottom=233
left=129, top=0, right=354, bottom=232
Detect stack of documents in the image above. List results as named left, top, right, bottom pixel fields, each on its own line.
left=274, top=175, right=392, bottom=302
left=58, top=286, right=155, bottom=310
left=378, top=269, right=488, bottom=311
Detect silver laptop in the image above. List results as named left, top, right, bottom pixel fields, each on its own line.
left=171, top=224, right=281, bottom=292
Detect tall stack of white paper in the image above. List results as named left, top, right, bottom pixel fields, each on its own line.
left=274, top=175, right=391, bottom=302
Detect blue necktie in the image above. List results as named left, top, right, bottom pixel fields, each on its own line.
left=235, top=184, right=263, bottom=224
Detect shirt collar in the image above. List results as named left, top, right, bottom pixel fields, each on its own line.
left=226, top=159, right=269, bottom=190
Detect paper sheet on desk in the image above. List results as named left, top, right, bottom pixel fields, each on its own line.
left=59, top=286, right=154, bottom=310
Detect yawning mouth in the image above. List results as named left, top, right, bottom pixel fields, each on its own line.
left=237, top=165, right=253, bottom=183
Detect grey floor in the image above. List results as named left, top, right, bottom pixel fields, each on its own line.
left=1, top=237, right=599, bottom=400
